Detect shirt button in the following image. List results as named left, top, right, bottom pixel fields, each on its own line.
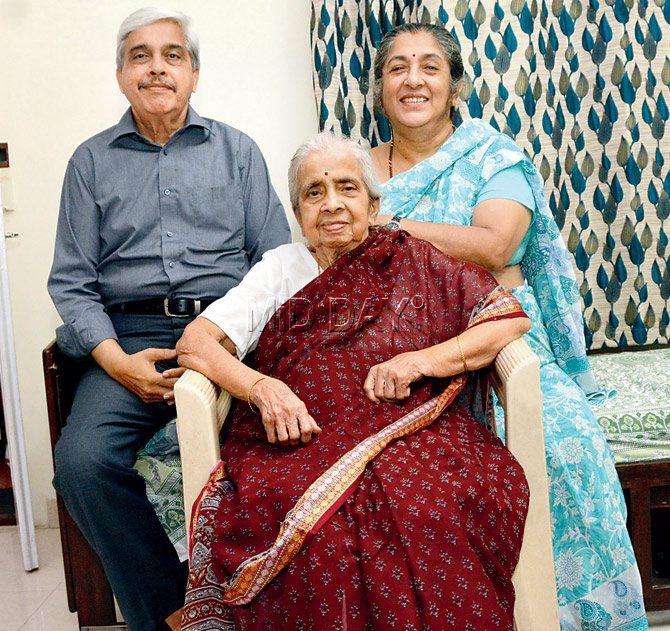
left=164, top=188, right=171, bottom=196
left=168, top=261, right=174, bottom=268
left=167, top=231, right=173, bottom=237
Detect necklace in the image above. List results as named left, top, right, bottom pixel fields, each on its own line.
left=388, top=137, right=394, bottom=180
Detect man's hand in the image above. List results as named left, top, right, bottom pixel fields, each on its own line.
left=250, top=377, right=322, bottom=446
left=363, top=350, right=433, bottom=403
left=114, top=348, right=186, bottom=403
left=92, top=339, right=184, bottom=404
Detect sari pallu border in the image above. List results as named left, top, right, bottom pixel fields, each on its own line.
left=468, top=286, right=526, bottom=329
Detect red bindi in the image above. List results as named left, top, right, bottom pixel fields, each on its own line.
left=325, top=171, right=328, bottom=175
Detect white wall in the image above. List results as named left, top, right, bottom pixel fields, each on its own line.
left=0, top=0, right=317, bottom=527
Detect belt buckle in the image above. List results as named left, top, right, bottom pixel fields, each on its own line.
left=163, top=298, right=201, bottom=318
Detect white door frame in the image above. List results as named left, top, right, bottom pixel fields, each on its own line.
left=0, top=190, right=38, bottom=571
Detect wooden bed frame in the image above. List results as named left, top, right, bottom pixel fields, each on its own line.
left=617, top=459, right=670, bottom=611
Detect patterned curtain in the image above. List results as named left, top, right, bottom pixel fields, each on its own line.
left=310, top=0, right=670, bottom=350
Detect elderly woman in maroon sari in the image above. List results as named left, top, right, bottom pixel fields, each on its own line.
left=173, top=133, right=531, bottom=631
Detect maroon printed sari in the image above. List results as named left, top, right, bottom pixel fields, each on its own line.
left=181, top=230, right=529, bottom=631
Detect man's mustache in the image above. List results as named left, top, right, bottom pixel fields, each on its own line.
left=138, top=79, right=176, bottom=91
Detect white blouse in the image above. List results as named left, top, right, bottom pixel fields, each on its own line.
left=200, top=243, right=319, bottom=359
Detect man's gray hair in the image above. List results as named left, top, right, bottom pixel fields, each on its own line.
left=116, top=7, right=200, bottom=70
left=288, top=133, right=381, bottom=215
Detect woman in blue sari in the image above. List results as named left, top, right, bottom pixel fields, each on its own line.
left=370, top=23, right=646, bottom=631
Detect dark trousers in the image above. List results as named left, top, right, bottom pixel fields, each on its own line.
left=53, top=314, right=192, bottom=631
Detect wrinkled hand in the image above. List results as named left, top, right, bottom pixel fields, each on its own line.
left=250, top=377, right=322, bottom=446
left=375, top=214, right=392, bottom=226
left=111, top=348, right=184, bottom=404
left=176, top=317, right=226, bottom=377
left=364, top=350, right=432, bottom=403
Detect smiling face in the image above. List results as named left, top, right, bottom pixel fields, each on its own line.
left=116, top=19, right=199, bottom=122
left=381, top=31, right=456, bottom=131
left=297, top=149, right=379, bottom=258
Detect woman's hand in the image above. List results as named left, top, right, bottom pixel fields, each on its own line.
left=375, top=214, right=392, bottom=226
left=364, top=350, right=433, bottom=403
left=250, top=378, right=322, bottom=446
left=176, top=317, right=232, bottom=379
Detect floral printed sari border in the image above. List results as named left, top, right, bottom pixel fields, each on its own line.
left=219, top=375, right=466, bottom=606
left=187, top=460, right=228, bottom=558
left=469, top=286, right=527, bottom=329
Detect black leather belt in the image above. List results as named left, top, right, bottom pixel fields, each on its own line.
left=107, top=297, right=217, bottom=318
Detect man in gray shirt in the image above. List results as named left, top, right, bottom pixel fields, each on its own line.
left=47, top=8, right=290, bottom=630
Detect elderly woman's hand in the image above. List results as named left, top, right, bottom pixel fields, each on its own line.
left=250, top=377, right=322, bottom=446
left=176, top=316, right=229, bottom=375
left=364, top=350, right=433, bottom=403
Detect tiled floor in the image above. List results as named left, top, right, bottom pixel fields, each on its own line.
left=2, top=525, right=670, bottom=630
left=1, top=526, right=79, bottom=630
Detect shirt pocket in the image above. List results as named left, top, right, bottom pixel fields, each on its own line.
left=186, top=184, right=245, bottom=251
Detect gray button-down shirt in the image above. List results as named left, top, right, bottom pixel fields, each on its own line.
left=48, top=107, right=291, bottom=358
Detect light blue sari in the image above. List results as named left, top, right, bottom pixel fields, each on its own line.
left=380, top=119, right=647, bottom=630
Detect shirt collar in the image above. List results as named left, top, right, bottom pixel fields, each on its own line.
left=184, top=107, right=213, bottom=134
left=109, top=105, right=214, bottom=146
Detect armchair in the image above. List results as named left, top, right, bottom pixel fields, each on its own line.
left=174, top=337, right=560, bottom=631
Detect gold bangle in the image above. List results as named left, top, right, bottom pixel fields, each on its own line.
left=247, top=376, right=267, bottom=412
left=456, top=335, right=468, bottom=373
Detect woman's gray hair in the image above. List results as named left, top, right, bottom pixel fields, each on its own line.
left=372, top=23, right=464, bottom=118
left=288, top=133, right=381, bottom=215
left=116, top=7, right=200, bottom=70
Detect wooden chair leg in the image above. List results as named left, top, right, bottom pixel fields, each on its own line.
left=59, top=505, right=118, bottom=627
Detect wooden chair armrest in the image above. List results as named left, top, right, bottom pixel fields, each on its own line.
left=493, top=338, right=559, bottom=630
left=174, top=369, right=231, bottom=533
